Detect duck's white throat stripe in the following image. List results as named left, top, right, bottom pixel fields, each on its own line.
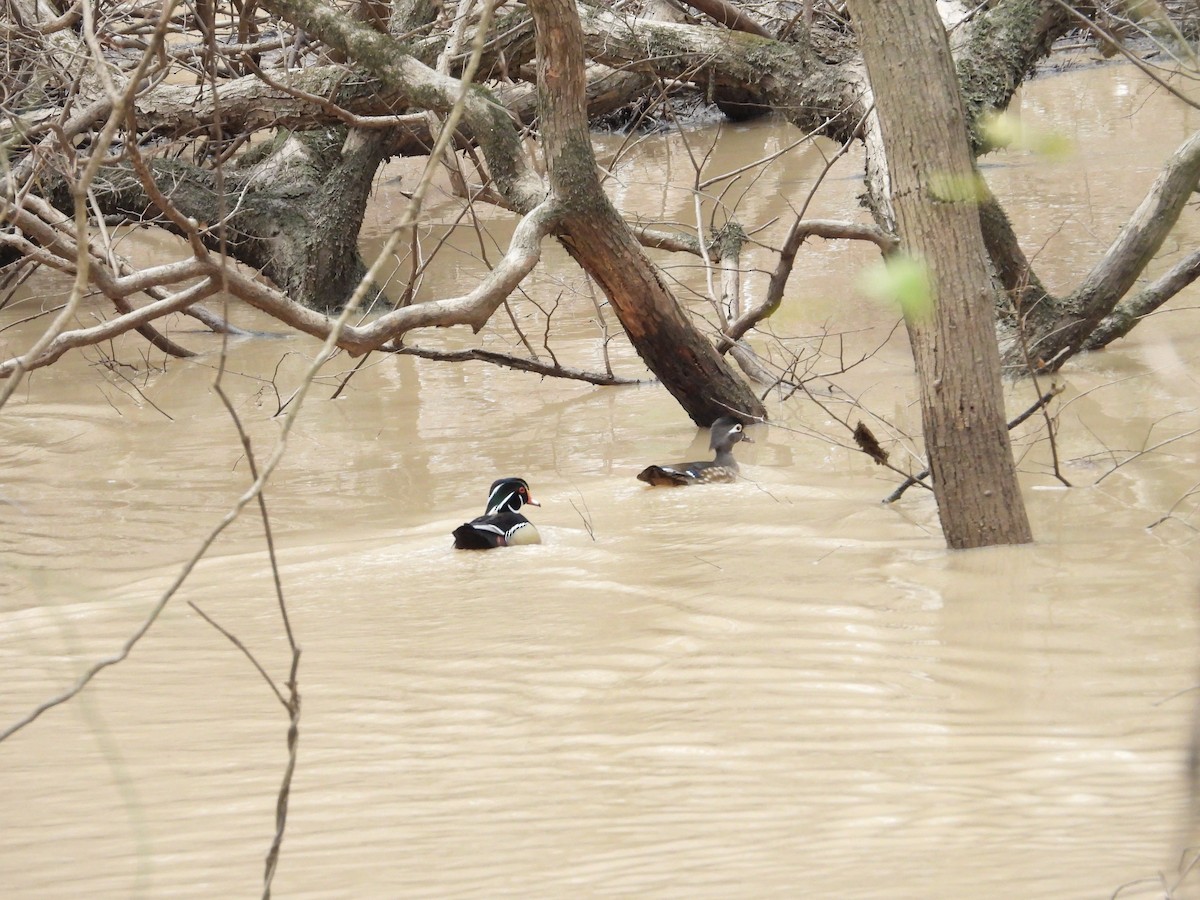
left=486, top=487, right=518, bottom=514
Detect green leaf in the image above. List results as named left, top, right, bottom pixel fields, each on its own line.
left=979, top=111, right=1073, bottom=160
left=928, top=171, right=989, bottom=204
left=860, top=255, right=933, bottom=320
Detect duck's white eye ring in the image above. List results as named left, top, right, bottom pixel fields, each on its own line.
left=733, top=423, right=743, bottom=432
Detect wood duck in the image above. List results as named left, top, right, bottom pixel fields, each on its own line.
left=637, top=416, right=752, bottom=486
left=452, top=477, right=541, bottom=549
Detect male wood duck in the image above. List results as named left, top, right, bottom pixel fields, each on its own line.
left=637, top=416, right=752, bottom=486
left=452, top=477, right=541, bottom=549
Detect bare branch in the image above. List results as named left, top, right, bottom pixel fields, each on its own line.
left=883, top=386, right=1066, bottom=503
left=675, top=0, right=773, bottom=38
left=1083, top=248, right=1200, bottom=351
left=1095, top=424, right=1200, bottom=486
left=1021, top=126, right=1200, bottom=369
left=211, top=199, right=558, bottom=352
left=722, top=106, right=882, bottom=346
left=187, top=602, right=288, bottom=709
left=0, top=274, right=214, bottom=376
left=1047, top=0, right=1200, bottom=112
left=389, top=343, right=644, bottom=385
left=1148, top=478, right=1200, bottom=531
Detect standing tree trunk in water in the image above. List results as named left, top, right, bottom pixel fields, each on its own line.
left=845, top=0, right=1033, bottom=549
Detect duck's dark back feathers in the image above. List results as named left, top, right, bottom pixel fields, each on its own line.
left=453, top=524, right=497, bottom=549
left=453, top=477, right=541, bottom=549
left=453, top=512, right=538, bottom=549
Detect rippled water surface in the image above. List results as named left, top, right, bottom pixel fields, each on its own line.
left=2, top=59, right=1199, bottom=898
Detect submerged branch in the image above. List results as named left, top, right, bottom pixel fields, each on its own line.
left=1018, top=126, right=1200, bottom=370
left=387, top=343, right=645, bottom=385
left=1082, top=248, right=1200, bottom=350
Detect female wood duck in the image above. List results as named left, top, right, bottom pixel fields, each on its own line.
left=452, top=477, right=541, bottom=549
left=637, top=416, right=751, bottom=486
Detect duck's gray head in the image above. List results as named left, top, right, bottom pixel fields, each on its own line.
left=709, top=416, right=752, bottom=452
left=485, top=477, right=540, bottom=514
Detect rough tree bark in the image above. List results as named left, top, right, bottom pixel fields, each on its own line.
left=527, top=0, right=766, bottom=424
left=846, top=0, right=1034, bottom=549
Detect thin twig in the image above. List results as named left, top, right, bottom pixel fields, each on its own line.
left=1096, top=424, right=1200, bottom=486
left=884, top=386, right=1065, bottom=503
left=1012, top=294, right=1071, bottom=486
left=186, top=602, right=288, bottom=708
left=1147, top=478, right=1200, bottom=531
left=329, top=352, right=372, bottom=401
left=569, top=492, right=596, bottom=541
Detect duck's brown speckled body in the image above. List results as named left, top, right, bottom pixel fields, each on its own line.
left=637, top=417, right=751, bottom=486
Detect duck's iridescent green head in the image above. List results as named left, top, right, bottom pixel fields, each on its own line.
left=485, top=477, right=539, bottom=515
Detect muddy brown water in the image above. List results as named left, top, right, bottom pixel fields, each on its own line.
left=2, top=59, right=1200, bottom=897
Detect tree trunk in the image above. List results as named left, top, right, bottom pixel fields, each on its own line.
left=69, top=127, right=387, bottom=312
left=846, top=0, right=1033, bottom=549
left=528, top=0, right=767, bottom=425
